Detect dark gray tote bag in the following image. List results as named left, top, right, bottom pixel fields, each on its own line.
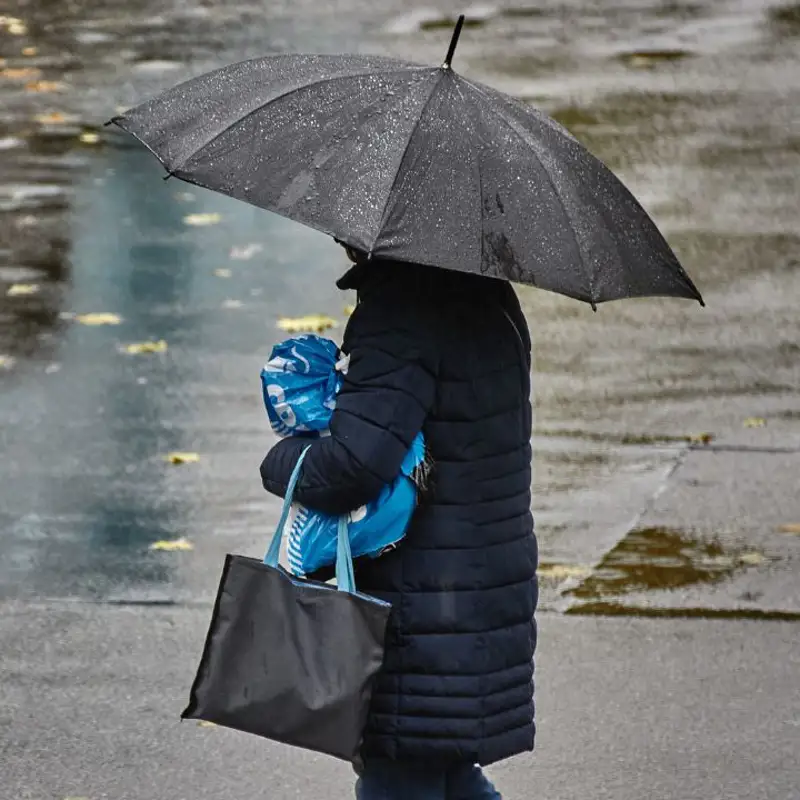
left=181, top=447, right=391, bottom=762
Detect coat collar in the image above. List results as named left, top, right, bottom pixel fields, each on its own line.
left=336, top=261, right=371, bottom=291
left=337, top=258, right=504, bottom=300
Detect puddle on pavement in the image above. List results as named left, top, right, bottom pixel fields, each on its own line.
left=537, top=428, right=711, bottom=446
left=616, top=49, right=695, bottom=68
left=548, top=106, right=602, bottom=132
left=418, top=15, right=492, bottom=31
left=769, top=3, right=800, bottom=32
left=560, top=527, right=800, bottom=621
left=500, top=7, right=548, bottom=19
left=565, top=602, right=800, bottom=621
left=654, top=2, right=706, bottom=19
left=566, top=527, right=766, bottom=599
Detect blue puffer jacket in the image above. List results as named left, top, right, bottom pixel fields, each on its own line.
left=260, top=259, right=537, bottom=766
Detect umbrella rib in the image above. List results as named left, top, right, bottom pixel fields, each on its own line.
left=460, top=77, right=595, bottom=304
left=451, top=77, right=485, bottom=277
left=170, top=65, right=429, bottom=175
left=371, top=71, right=447, bottom=253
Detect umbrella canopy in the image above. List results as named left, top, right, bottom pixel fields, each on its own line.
left=110, top=16, right=703, bottom=307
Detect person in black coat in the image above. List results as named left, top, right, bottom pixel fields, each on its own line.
left=261, top=247, right=537, bottom=800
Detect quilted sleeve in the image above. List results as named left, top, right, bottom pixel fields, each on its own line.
left=260, top=300, right=438, bottom=515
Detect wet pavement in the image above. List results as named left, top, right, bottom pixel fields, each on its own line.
left=1, top=0, right=799, bottom=797
left=1, top=0, right=798, bottom=614
left=2, top=606, right=798, bottom=800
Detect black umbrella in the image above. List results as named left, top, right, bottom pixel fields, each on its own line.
left=110, top=16, right=703, bottom=307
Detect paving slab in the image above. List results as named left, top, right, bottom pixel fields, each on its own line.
left=1, top=603, right=798, bottom=800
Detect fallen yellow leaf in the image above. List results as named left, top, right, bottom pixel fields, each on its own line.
left=75, top=312, right=122, bottom=326
left=22, top=46, right=37, bottom=56
left=778, top=523, right=800, bottom=535
left=26, top=80, right=65, bottom=93
left=687, top=432, right=714, bottom=445
left=737, top=552, right=766, bottom=566
left=165, top=452, right=200, bottom=464
left=627, top=55, right=655, bottom=69
left=0, top=16, right=28, bottom=35
left=149, top=537, right=194, bottom=552
left=183, top=212, right=221, bottom=226
left=537, top=563, right=592, bottom=580
left=743, top=417, right=766, bottom=428
left=0, top=355, right=15, bottom=369
left=2, top=66, right=41, bottom=80
left=35, top=111, right=68, bottom=125
left=696, top=553, right=738, bottom=569
left=79, top=131, right=100, bottom=144
left=197, top=720, right=217, bottom=728
left=213, top=268, right=232, bottom=278
left=343, top=304, right=355, bottom=317
left=7, top=283, right=39, bottom=296
left=122, top=340, right=168, bottom=355
left=277, top=314, right=338, bottom=333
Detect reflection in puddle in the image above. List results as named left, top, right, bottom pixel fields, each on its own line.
left=0, top=232, right=69, bottom=361
left=0, top=265, right=48, bottom=282
left=0, top=182, right=68, bottom=212
left=567, top=527, right=765, bottom=599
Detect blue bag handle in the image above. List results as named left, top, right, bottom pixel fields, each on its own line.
left=335, top=515, right=356, bottom=594
left=263, top=445, right=356, bottom=594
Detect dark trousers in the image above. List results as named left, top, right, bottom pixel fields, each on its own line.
left=355, top=759, right=502, bottom=800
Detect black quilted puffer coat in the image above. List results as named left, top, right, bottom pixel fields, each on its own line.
left=260, top=258, right=537, bottom=766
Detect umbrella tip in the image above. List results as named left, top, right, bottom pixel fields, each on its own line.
left=442, top=14, right=466, bottom=69
left=691, top=284, right=705, bottom=307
